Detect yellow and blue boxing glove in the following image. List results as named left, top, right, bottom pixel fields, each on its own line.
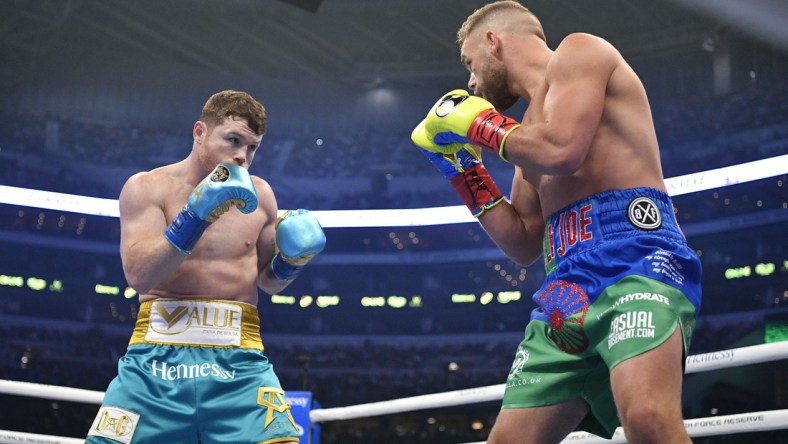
left=270, top=209, right=326, bottom=281
left=412, top=89, right=520, bottom=160
left=164, top=163, right=258, bottom=254
left=412, top=120, right=504, bottom=217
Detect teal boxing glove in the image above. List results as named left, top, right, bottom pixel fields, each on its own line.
left=270, top=209, right=326, bottom=281
left=164, top=163, right=258, bottom=254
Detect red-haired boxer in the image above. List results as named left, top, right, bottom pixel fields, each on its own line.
left=87, top=90, right=325, bottom=444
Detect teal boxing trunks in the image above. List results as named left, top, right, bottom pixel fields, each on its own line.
left=86, top=299, right=299, bottom=444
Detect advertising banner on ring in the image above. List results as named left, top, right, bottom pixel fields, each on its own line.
left=287, top=391, right=315, bottom=443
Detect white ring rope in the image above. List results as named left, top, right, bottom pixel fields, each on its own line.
left=0, top=341, right=785, bottom=444
left=2, top=410, right=787, bottom=444
left=0, top=429, right=83, bottom=444
left=0, top=379, right=105, bottom=405
left=458, top=409, right=788, bottom=444
left=310, top=341, right=788, bottom=422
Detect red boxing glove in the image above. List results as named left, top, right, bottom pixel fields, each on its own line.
left=448, top=162, right=505, bottom=216
left=467, top=109, right=521, bottom=160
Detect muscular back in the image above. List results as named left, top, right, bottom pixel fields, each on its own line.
left=517, top=33, right=666, bottom=217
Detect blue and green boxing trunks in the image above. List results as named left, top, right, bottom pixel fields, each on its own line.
left=503, top=187, right=702, bottom=438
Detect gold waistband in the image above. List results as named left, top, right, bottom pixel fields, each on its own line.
left=130, top=299, right=263, bottom=350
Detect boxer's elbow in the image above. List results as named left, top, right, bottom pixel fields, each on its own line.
left=122, top=257, right=162, bottom=295
left=124, top=268, right=155, bottom=295
left=537, top=129, right=590, bottom=175
left=498, top=236, right=543, bottom=268
left=544, top=141, right=587, bottom=175
left=510, top=246, right=543, bottom=268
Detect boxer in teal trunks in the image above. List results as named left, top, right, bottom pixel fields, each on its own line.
left=87, top=90, right=326, bottom=443
left=411, top=2, right=703, bottom=441
left=88, top=299, right=299, bottom=444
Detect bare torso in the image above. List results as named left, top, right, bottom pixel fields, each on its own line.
left=124, top=162, right=272, bottom=305
left=518, top=41, right=666, bottom=218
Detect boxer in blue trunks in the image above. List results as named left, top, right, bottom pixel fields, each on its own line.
left=412, top=1, right=701, bottom=442
left=504, top=187, right=700, bottom=438
left=86, top=90, right=326, bottom=443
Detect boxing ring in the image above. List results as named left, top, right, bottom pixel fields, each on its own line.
left=1, top=341, right=786, bottom=443
left=1, top=156, right=787, bottom=442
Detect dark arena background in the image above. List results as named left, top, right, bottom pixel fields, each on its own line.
left=0, top=1, right=787, bottom=443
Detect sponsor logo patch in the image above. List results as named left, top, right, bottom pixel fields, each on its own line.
left=210, top=164, right=230, bottom=182
left=88, top=406, right=140, bottom=444
left=145, top=300, right=242, bottom=346
left=506, top=347, right=543, bottom=388
left=627, top=196, right=662, bottom=230
left=646, top=249, right=686, bottom=285
left=258, top=387, right=297, bottom=431
left=435, top=92, right=468, bottom=117
left=507, top=347, right=530, bottom=381
left=149, top=359, right=236, bottom=381
left=608, top=311, right=657, bottom=349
